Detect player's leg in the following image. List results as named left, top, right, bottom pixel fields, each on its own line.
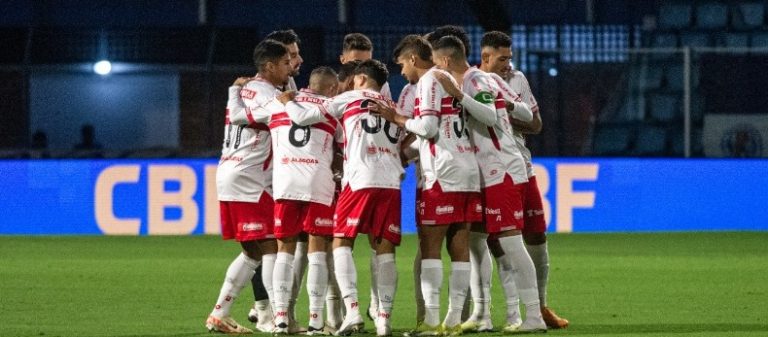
left=368, top=189, right=401, bottom=337
left=488, top=237, right=521, bottom=329
left=413, top=245, right=425, bottom=326
left=442, top=221, right=471, bottom=334
left=272, top=200, right=303, bottom=334
left=304, top=202, right=336, bottom=335
left=325, top=245, right=343, bottom=331
left=331, top=186, right=366, bottom=336
left=461, top=223, right=493, bottom=332
left=247, top=267, right=270, bottom=323
left=256, top=238, right=278, bottom=332
left=291, top=231, right=310, bottom=332
left=523, top=176, right=569, bottom=329
left=367, top=250, right=379, bottom=321
left=417, top=224, right=448, bottom=333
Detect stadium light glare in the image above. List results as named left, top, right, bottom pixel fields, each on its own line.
left=548, top=67, right=558, bottom=77
left=93, top=60, right=112, bottom=76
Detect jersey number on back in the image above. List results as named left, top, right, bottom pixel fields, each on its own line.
left=288, top=122, right=311, bottom=147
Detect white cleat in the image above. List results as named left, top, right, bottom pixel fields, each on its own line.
left=510, top=318, right=546, bottom=334
left=334, top=312, right=364, bottom=336
left=307, top=325, right=333, bottom=336
left=206, top=315, right=254, bottom=334
left=461, top=317, right=494, bottom=333
left=375, top=316, right=392, bottom=337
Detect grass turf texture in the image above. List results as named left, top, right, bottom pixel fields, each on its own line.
left=1, top=232, right=767, bottom=337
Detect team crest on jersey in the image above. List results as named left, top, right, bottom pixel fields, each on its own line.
left=436, top=205, right=454, bottom=215
left=240, top=88, right=257, bottom=100
left=242, top=222, right=263, bottom=231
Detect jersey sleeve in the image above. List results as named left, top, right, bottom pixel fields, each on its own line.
left=416, top=73, right=443, bottom=117
left=230, top=82, right=283, bottom=125
left=380, top=82, right=392, bottom=100
left=285, top=100, right=330, bottom=126
left=515, top=72, right=539, bottom=114
left=460, top=72, right=497, bottom=126
left=397, top=83, right=416, bottom=118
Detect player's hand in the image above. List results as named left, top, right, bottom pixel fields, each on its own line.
left=369, top=101, right=396, bottom=121
left=232, top=77, right=251, bottom=87
left=277, top=90, right=297, bottom=104
left=434, top=72, right=464, bottom=100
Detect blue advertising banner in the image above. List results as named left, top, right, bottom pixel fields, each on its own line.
left=0, top=158, right=766, bottom=235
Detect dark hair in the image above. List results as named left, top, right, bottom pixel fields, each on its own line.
left=393, top=34, right=432, bottom=62
left=431, top=36, right=466, bottom=60
left=338, top=59, right=363, bottom=82
left=343, top=33, right=373, bottom=51
left=252, top=39, right=289, bottom=70
left=265, top=29, right=300, bottom=45
left=481, top=31, right=511, bottom=49
left=427, top=25, right=470, bottom=57
left=353, top=59, right=389, bottom=87
left=311, top=66, right=338, bottom=79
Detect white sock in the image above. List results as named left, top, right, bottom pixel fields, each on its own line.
left=420, top=258, right=442, bottom=327
left=526, top=242, right=549, bottom=307
left=413, top=249, right=425, bottom=324
left=307, top=252, right=327, bottom=329
left=468, top=232, right=492, bottom=321
left=376, top=253, right=397, bottom=323
left=273, top=252, right=295, bottom=324
left=255, top=299, right=272, bottom=322
left=496, top=255, right=521, bottom=324
left=291, top=241, right=308, bottom=320
left=369, top=250, right=379, bottom=314
left=498, top=236, right=542, bottom=321
left=326, top=251, right=343, bottom=327
left=443, top=261, right=471, bottom=328
left=333, top=247, right=360, bottom=316
left=261, top=253, right=277, bottom=310
left=211, top=253, right=260, bottom=318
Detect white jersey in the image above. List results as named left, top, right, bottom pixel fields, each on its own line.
left=397, top=83, right=423, bottom=189
left=414, top=68, right=480, bottom=192
left=381, top=82, right=393, bottom=101
left=506, top=70, right=539, bottom=177
left=217, top=76, right=285, bottom=202
left=326, top=89, right=403, bottom=191
left=465, top=68, right=528, bottom=187
left=270, top=89, right=339, bottom=206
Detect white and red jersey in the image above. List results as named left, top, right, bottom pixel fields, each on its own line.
left=397, top=83, right=417, bottom=118
left=269, top=89, right=339, bottom=206
left=381, top=82, right=393, bottom=101
left=465, top=68, right=528, bottom=187
left=414, top=68, right=480, bottom=192
left=326, top=89, right=403, bottom=191
left=506, top=70, right=539, bottom=177
left=216, top=76, right=284, bottom=202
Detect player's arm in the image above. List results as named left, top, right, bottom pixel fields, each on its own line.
left=510, top=107, right=542, bottom=134
left=230, top=87, right=295, bottom=125
left=370, top=102, right=438, bottom=139
left=434, top=72, right=497, bottom=126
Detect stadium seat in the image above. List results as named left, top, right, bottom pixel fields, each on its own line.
left=593, top=124, right=634, bottom=156
left=731, top=3, right=764, bottom=30
left=652, top=33, right=679, bottom=47
left=680, top=32, right=711, bottom=47
left=696, top=2, right=728, bottom=29
left=658, top=4, right=693, bottom=30
left=648, top=93, right=680, bottom=122
left=632, top=125, right=668, bottom=156
left=751, top=32, right=768, bottom=47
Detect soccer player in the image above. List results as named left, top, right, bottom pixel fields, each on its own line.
left=205, top=39, right=295, bottom=334
left=248, top=29, right=306, bottom=332
left=340, top=33, right=392, bottom=100
left=269, top=66, right=341, bottom=335
left=287, top=59, right=404, bottom=337
left=480, top=30, right=569, bottom=330
left=373, top=35, right=499, bottom=336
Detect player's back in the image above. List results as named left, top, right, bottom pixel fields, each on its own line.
left=505, top=70, right=539, bottom=177
left=270, top=89, right=338, bottom=205
left=217, top=77, right=281, bottom=202
left=415, top=68, right=480, bottom=193
left=328, top=89, right=403, bottom=191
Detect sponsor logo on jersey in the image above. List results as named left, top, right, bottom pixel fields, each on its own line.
left=242, top=222, right=263, bottom=231
left=296, top=96, right=325, bottom=105
left=436, top=205, right=454, bottom=215
left=514, top=210, right=524, bottom=219
left=240, top=89, right=257, bottom=100
left=388, top=224, right=400, bottom=234
left=527, top=209, right=545, bottom=217
left=347, top=218, right=360, bottom=227
left=485, top=208, right=501, bottom=215
left=274, top=219, right=282, bottom=227
left=281, top=157, right=320, bottom=164
left=475, top=203, right=483, bottom=213
left=314, top=218, right=333, bottom=227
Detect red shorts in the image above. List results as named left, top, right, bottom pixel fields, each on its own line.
left=274, top=200, right=335, bottom=238
left=219, top=195, right=275, bottom=242
left=521, top=175, right=547, bottom=234
left=419, top=182, right=482, bottom=226
left=334, top=186, right=402, bottom=245
left=481, top=175, right=525, bottom=234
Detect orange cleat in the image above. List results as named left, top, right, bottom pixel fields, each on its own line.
left=541, top=307, right=569, bottom=329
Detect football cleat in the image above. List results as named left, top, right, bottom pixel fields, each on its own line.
left=541, top=307, right=568, bottom=329
left=375, top=315, right=392, bottom=337
left=442, top=323, right=463, bottom=336
left=334, top=312, right=364, bottom=336
left=411, top=323, right=442, bottom=336
left=501, top=321, right=522, bottom=334
left=511, top=319, right=546, bottom=334
left=307, top=325, right=332, bottom=336
left=273, top=322, right=290, bottom=335
left=460, top=318, right=493, bottom=333
left=206, top=315, right=254, bottom=334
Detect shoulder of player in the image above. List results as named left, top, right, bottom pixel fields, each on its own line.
left=241, top=79, right=279, bottom=100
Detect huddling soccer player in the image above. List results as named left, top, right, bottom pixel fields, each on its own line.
left=205, top=39, right=295, bottom=334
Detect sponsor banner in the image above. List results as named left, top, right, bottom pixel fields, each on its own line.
left=0, top=158, right=766, bottom=235
left=703, top=114, right=768, bottom=158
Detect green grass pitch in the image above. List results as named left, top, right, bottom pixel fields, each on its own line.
left=2, top=232, right=768, bottom=337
